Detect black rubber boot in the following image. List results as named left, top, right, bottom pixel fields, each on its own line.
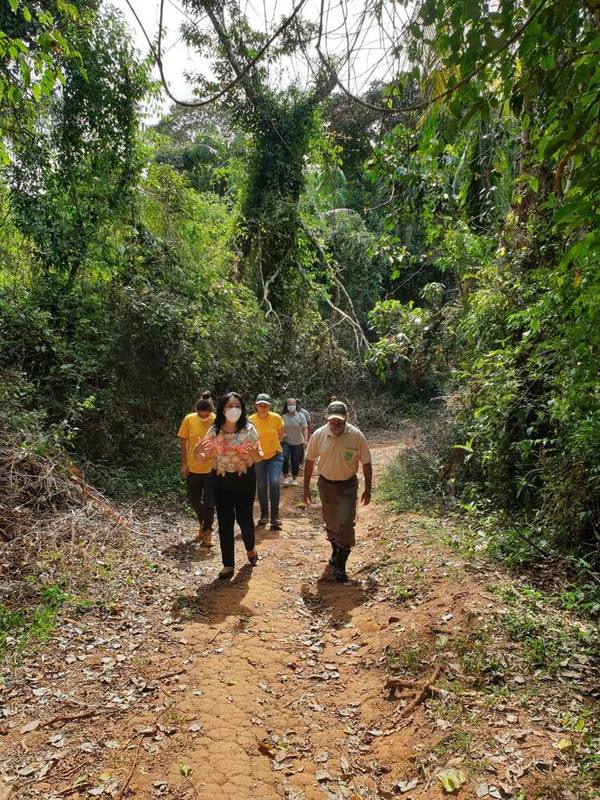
left=333, top=546, right=350, bottom=583
left=328, top=541, right=338, bottom=566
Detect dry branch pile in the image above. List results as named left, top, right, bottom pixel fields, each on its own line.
left=0, top=431, right=139, bottom=603
left=0, top=439, right=79, bottom=542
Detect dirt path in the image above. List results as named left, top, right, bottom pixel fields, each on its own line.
left=111, top=442, right=411, bottom=800
left=2, top=441, right=597, bottom=799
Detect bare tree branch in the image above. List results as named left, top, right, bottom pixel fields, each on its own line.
left=316, top=0, right=549, bottom=116
left=123, top=0, right=308, bottom=108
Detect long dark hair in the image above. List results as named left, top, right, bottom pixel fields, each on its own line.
left=195, top=390, right=214, bottom=413
left=214, top=392, right=247, bottom=434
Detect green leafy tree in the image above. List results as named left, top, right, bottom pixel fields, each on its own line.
left=8, top=4, right=150, bottom=290
left=0, top=0, right=81, bottom=165
left=153, top=105, right=247, bottom=197
left=366, top=0, right=600, bottom=555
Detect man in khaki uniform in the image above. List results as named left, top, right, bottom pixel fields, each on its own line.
left=303, top=401, right=372, bottom=582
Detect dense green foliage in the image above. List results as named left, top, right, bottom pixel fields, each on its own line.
left=365, top=0, right=600, bottom=561
left=0, top=2, right=371, bottom=493
left=1, top=0, right=598, bottom=566
left=0, top=0, right=82, bottom=165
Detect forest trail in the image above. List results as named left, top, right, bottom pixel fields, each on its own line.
left=2, top=440, right=595, bottom=799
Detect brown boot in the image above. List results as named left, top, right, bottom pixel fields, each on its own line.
left=201, top=528, right=213, bottom=547
left=333, top=546, right=350, bottom=583
left=328, top=540, right=338, bottom=566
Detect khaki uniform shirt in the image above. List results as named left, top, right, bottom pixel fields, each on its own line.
left=305, top=423, right=371, bottom=481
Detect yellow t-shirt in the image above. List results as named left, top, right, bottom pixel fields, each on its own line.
left=249, top=411, right=284, bottom=460
left=178, top=412, right=216, bottom=474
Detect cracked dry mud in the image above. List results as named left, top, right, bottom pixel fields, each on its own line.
left=2, top=441, right=596, bottom=799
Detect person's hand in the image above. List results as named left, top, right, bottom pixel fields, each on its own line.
left=303, top=488, right=311, bottom=506
left=197, top=435, right=215, bottom=456
left=237, top=440, right=258, bottom=457
left=181, top=464, right=189, bottom=479
left=361, top=490, right=371, bottom=506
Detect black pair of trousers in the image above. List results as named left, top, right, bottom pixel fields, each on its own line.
left=212, top=467, right=256, bottom=567
left=186, top=472, right=215, bottom=530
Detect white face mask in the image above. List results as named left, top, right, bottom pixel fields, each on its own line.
left=225, top=407, right=242, bottom=422
left=288, top=404, right=297, bottom=413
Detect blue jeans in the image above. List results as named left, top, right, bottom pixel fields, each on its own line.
left=282, top=442, right=303, bottom=477
left=255, top=452, right=283, bottom=519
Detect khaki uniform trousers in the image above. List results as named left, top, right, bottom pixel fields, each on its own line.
left=317, top=474, right=358, bottom=549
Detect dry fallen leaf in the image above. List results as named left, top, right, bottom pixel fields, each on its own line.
left=258, top=739, right=276, bottom=757
left=17, top=766, right=36, bottom=777
left=105, top=740, right=120, bottom=750
left=437, top=768, right=467, bottom=793
left=395, top=777, right=418, bottom=792
left=20, top=720, right=40, bottom=734
left=555, top=737, right=574, bottom=751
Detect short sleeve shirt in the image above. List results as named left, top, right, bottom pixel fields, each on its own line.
left=205, top=423, right=260, bottom=475
left=249, top=411, right=284, bottom=460
left=178, top=412, right=216, bottom=474
left=282, top=412, right=307, bottom=446
left=305, top=423, right=371, bottom=481
left=299, top=408, right=312, bottom=428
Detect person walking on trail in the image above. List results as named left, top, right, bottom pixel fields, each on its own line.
left=297, top=400, right=312, bottom=436
left=303, top=400, right=372, bottom=583
left=296, top=399, right=312, bottom=469
left=194, top=392, right=261, bottom=580
left=281, top=397, right=308, bottom=486
left=249, top=393, right=284, bottom=530
left=178, top=391, right=216, bottom=547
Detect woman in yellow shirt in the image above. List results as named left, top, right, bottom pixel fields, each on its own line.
left=177, top=391, right=216, bottom=547
left=249, top=393, right=284, bottom=530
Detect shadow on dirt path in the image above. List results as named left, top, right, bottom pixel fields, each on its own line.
left=3, top=440, right=597, bottom=800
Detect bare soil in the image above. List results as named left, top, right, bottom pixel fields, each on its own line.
left=1, top=441, right=597, bottom=800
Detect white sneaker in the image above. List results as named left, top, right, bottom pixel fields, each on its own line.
left=283, top=477, right=292, bottom=486
left=291, top=478, right=299, bottom=486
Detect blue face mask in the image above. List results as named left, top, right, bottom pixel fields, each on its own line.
left=288, top=404, right=297, bottom=413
